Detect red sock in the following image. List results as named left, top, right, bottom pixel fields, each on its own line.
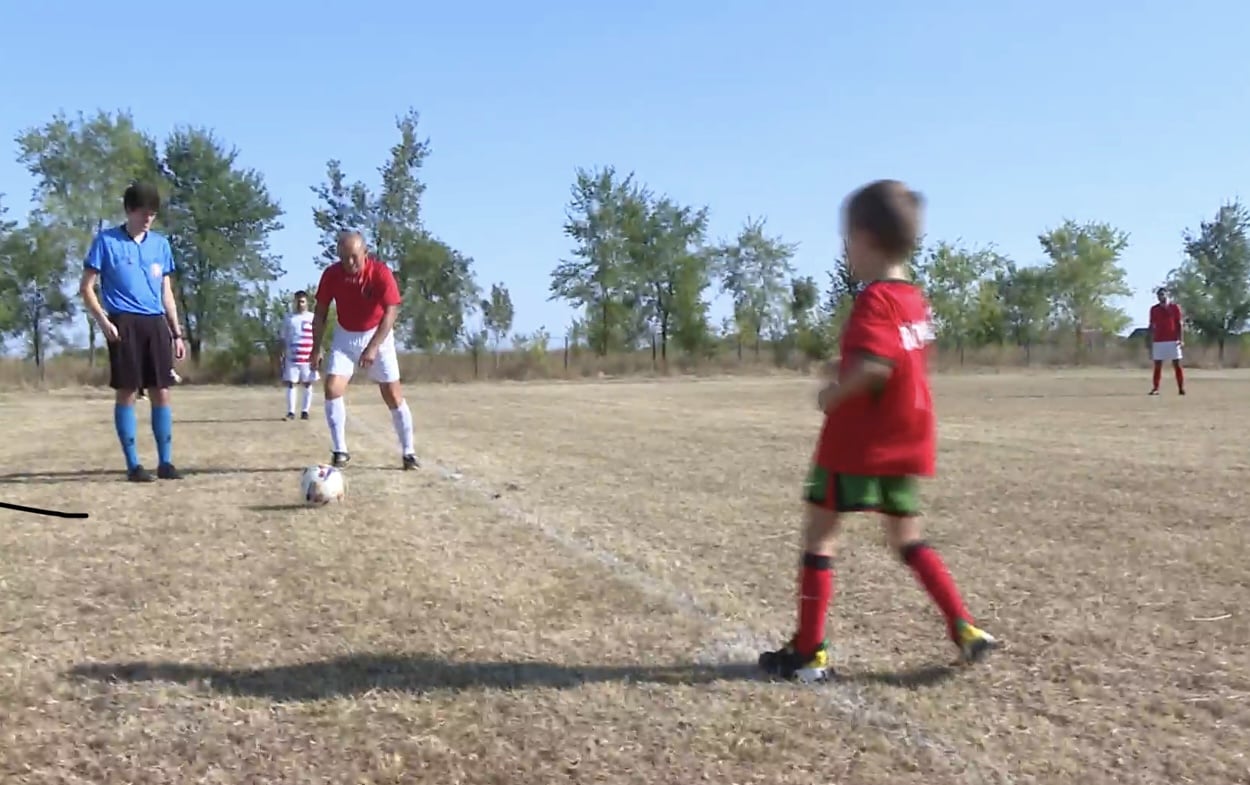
left=902, top=543, right=970, bottom=638
left=1152, top=361, right=1162, bottom=389
left=794, top=552, right=834, bottom=654
left=1173, top=362, right=1185, bottom=391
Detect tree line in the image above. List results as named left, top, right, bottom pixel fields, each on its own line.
left=1, top=107, right=1248, bottom=381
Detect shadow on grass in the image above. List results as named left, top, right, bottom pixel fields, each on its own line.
left=68, top=654, right=763, bottom=700
left=67, top=654, right=960, bottom=701
left=0, top=466, right=306, bottom=485
left=245, top=503, right=310, bottom=512
left=990, top=391, right=1144, bottom=400
left=843, top=664, right=957, bottom=689
left=177, top=416, right=290, bottom=424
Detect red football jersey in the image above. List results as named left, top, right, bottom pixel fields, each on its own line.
left=315, top=257, right=402, bottom=332
left=1149, top=302, right=1183, bottom=342
left=816, top=280, right=937, bottom=477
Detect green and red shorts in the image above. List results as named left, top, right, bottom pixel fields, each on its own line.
left=803, top=465, right=921, bottom=517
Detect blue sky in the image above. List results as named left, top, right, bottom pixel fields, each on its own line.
left=2, top=1, right=1248, bottom=343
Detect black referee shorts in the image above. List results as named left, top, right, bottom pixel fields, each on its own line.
left=107, top=313, right=175, bottom=392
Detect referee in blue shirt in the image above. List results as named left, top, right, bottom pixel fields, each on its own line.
left=79, top=182, right=186, bottom=482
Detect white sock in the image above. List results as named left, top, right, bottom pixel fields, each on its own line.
left=285, top=386, right=297, bottom=414
left=325, top=396, right=348, bottom=453
left=301, top=385, right=314, bottom=413
left=391, top=400, right=415, bottom=455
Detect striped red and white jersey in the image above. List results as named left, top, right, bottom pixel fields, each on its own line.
left=283, top=311, right=315, bottom=365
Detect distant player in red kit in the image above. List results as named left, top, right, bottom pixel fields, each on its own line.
left=1148, top=287, right=1185, bottom=396
left=758, top=180, right=998, bottom=683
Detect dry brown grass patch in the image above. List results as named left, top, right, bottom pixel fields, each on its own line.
left=1, top=371, right=1248, bottom=783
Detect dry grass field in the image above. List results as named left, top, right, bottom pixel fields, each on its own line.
left=1, top=370, right=1248, bottom=784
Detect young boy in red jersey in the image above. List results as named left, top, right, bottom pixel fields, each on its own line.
left=759, top=179, right=998, bottom=683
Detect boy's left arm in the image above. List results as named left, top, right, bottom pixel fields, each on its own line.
left=819, top=355, right=892, bottom=413
left=819, top=292, right=898, bottom=413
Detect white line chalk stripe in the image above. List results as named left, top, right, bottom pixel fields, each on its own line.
left=345, top=406, right=1013, bottom=785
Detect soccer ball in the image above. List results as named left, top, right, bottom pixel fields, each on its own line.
left=300, top=464, right=346, bottom=505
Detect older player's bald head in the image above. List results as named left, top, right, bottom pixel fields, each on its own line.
left=336, top=231, right=367, bottom=274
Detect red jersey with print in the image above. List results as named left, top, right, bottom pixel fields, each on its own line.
left=315, top=256, right=402, bottom=332
left=816, top=280, right=937, bottom=477
left=1149, top=302, right=1183, bottom=342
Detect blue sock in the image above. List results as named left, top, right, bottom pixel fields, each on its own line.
left=113, top=404, right=140, bottom=470
left=151, top=405, right=173, bottom=465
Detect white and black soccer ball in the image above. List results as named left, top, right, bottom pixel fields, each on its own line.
left=300, top=464, right=346, bottom=505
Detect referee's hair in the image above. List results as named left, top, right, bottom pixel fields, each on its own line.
left=123, top=181, right=161, bottom=213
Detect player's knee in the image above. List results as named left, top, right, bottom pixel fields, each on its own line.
left=323, top=376, right=348, bottom=399
left=884, top=515, right=924, bottom=554
left=894, top=537, right=928, bottom=562
left=378, top=382, right=403, bottom=408
left=802, top=505, right=841, bottom=555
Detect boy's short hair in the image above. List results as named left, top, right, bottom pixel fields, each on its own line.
left=123, top=181, right=162, bottom=213
left=294, top=290, right=308, bottom=299
left=844, top=179, right=924, bottom=258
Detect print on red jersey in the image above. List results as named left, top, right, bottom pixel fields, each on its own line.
left=285, top=312, right=315, bottom=364
left=816, top=281, right=937, bottom=477
left=315, top=257, right=402, bottom=332
left=1149, top=302, right=1183, bottom=342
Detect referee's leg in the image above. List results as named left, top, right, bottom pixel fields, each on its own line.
left=144, top=315, right=182, bottom=479
left=107, top=315, right=151, bottom=481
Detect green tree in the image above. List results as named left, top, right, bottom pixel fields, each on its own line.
left=0, top=197, right=19, bottom=334
left=823, top=242, right=862, bottom=338
left=310, top=109, right=476, bottom=349
left=550, top=166, right=636, bottom=356
left=621, top=191, right=712, bottom=362
left=160, top=127, right=285, bottom=364
left=716, top=216, right=798, bottom=357
left=15, top=109, right=163, bottom=367
left=788, top=275, right=829, bottom=360
left=481, top=282, right=515, bottom=361
left=1039, top=220, right=1132, bottom=356
left=669, top=259, right=715, bottom=357
left=212, top=285, right=287, bottom=382
left=373, top=108, right=431, bottom=270
left=0, top=216, right=76, bottom=375
left=1167, top=200, right=1250, bottom=362
left=310, top=160, right=373, bottom=267
left=917, top=242, right=1002, bottom=364
left=996, top=263, right=1054, bottom=362
left=401, top=233, right=480, bottom=350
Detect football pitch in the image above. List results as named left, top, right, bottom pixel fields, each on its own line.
left=1, top=371, right=1247, bottom=784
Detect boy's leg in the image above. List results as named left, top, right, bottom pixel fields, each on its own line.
left=1151, top=360, right=1162, bottom=393
left=759, top=468, right=874, bottom=682
left=879, top=477, right=996, bottom=664
left=285, top=383, right=297, bottom=418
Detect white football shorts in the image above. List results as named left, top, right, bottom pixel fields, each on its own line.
left=325, top=325, right=401, bottom=383
left=282, top=361, right=318, bottom=384
left=1151, top=340, right=1182, bottom=362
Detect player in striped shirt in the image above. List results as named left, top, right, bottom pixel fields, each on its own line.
left=280, top=290, right=318, bottom=420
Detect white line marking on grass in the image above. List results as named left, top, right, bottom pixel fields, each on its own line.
left=346, top=407, right=1013, bottom=785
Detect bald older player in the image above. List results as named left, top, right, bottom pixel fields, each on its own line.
left=309, top=232, right=418, bottom=470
